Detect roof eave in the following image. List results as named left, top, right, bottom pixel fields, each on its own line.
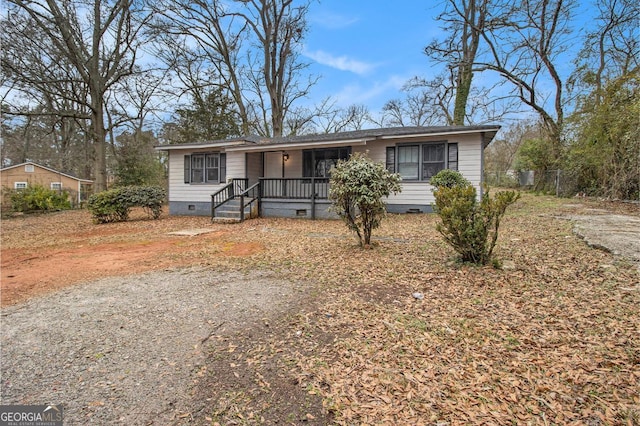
left=154, top=140, right=249, bottom=151
left=226, top=138, right=369, bottom=152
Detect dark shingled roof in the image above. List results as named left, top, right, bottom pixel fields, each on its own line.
left=252, top=125, right=500, bottom=146
left=155, top=125, right=501, bottom=150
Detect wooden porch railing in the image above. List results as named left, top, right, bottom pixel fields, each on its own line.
left=213, top=178, right=330, bottom=221
left=259, top=178, right=330, bottom=199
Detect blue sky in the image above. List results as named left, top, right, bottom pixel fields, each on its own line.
left=302, top=0, right=440, bottom=112
left=300, top=0, right=596, bottom=119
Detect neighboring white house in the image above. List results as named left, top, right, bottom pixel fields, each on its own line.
left=155, top=125, right=500, bottom=219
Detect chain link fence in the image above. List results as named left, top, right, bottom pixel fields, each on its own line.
left=485, top=169, right=581, bottom=197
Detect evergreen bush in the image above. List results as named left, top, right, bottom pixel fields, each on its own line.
left=429, top=169, right=470, bottom=188
left=329, top=152, right=402, bottom=247
left=88, top=185, right=165, bottom=223
left=10, top=184, right=72, bottom=212
left=431, top=170, right=520, bottom=265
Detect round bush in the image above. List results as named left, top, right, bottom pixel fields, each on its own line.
left=429, top=170, right=470, bottom=189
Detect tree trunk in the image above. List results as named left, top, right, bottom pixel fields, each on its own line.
left=91, top=97, right=108, bottom=191
left=453, top=64, right=473, bottom=125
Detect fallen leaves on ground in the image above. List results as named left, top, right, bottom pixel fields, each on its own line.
left=2, top=194, right=638, bottom=424
left=280, top=196, right=640, bottom=425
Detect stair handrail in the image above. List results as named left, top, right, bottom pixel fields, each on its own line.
left=211, top=182, right=235, bottom=221
left=238, top=181, right=261, bottom=222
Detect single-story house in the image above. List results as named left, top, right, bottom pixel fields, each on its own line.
left=0, top=161, right=93, bottom=206
left=155, top=125, right=500, bottom=220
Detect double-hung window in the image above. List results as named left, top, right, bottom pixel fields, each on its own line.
left=387, top=142, right=458, bottom=181
left=422, top=143, right=446, bottom=179
left=184, top=153, right=226, bottom=184
left=397, top=145, right=420, bottom=180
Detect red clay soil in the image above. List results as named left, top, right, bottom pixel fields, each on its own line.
left=1, top=209, right=263, bottom=306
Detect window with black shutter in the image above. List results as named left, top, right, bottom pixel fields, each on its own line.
left=448, top=143, right=458, bottom=171
left=386, top=147, right=396, bottom=173
left=184, top=155, right=191, bottom=183
left=389, top=142, right=458, bottom=180
left=184, top=153, right=224, bottom=184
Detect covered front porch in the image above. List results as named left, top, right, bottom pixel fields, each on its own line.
left=212, top=146, right=350, bottom=221
left=211, top=176, right=333, bottom=221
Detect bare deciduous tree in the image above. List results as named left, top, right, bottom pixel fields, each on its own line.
left=570, top=0, right=640, bottom=106
left=154, top=0, right=316, bottom=137
left=425, top=0, right=489, bottom=125
left=475, top=0, right=574, bottom=152
left=4, top=0, right=151, bottom=191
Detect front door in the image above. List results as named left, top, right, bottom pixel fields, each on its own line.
left=246, top=152, right=263, bottom=186
left=263, top=151, right=285, bottom=197
left=264, top=151, right=284, bottom=178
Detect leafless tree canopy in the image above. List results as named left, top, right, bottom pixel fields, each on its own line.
left=3, top=0, right=152, bottom=190
left=152, top=0, right=317, bottom=137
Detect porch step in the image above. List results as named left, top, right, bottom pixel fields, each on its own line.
left=211, top=216, right=241, bottom=223
left=212, top=199, right=255, bottom=222
left=215, top=209, right=243, bottom=218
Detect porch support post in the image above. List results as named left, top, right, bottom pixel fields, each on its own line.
left=240, top=193, right=245, bottom=222
left=311, top=176, right=316, bottom=220
left=257, top=180, right=262, bottom=217
left=311, top=149, right=316, bottom=220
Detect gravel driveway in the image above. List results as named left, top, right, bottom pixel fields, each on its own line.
left=1, top=267, right=301, bottom=425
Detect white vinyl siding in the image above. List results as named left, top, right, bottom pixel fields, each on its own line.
left=169, top=150, right=238, bottom=202
left=283, top=151, right=302, bottom=178
left=163, top=132, right=485, bottom=207
left=356, top=134, right=483, bottom=206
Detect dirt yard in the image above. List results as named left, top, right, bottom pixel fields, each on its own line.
left=1, top=209, right=333, bottom=424
left=2, top=200, right=638, bottom=307
left=1, top=209, right=263, bottom=306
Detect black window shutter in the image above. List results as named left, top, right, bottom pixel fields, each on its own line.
left=184, top=155, right=191, bottom=183
left=386, top=146, right=396, bottom=173
left=448, top=143, right=458, bottom=171
left=220, top=153, right=227, bottom=183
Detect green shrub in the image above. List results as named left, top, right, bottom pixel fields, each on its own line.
left=87, top=188, right=130, bottom=223
left=88, top=185, right=165, bottom=223
left=431, top=170, right=520, bottom=265
left=119, top=186, right=165, bottom=220
left=10, top=184, right=72, bottom=212
left=429, top=169, right=470, bottom=189
left=329, top=152, right=402, bottom=247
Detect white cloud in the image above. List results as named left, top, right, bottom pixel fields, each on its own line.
left=332, top=75, right=408, bottom=107
left=310, top=11, right=359, bottom=30
left=304, top=49, right=375, bottom=75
